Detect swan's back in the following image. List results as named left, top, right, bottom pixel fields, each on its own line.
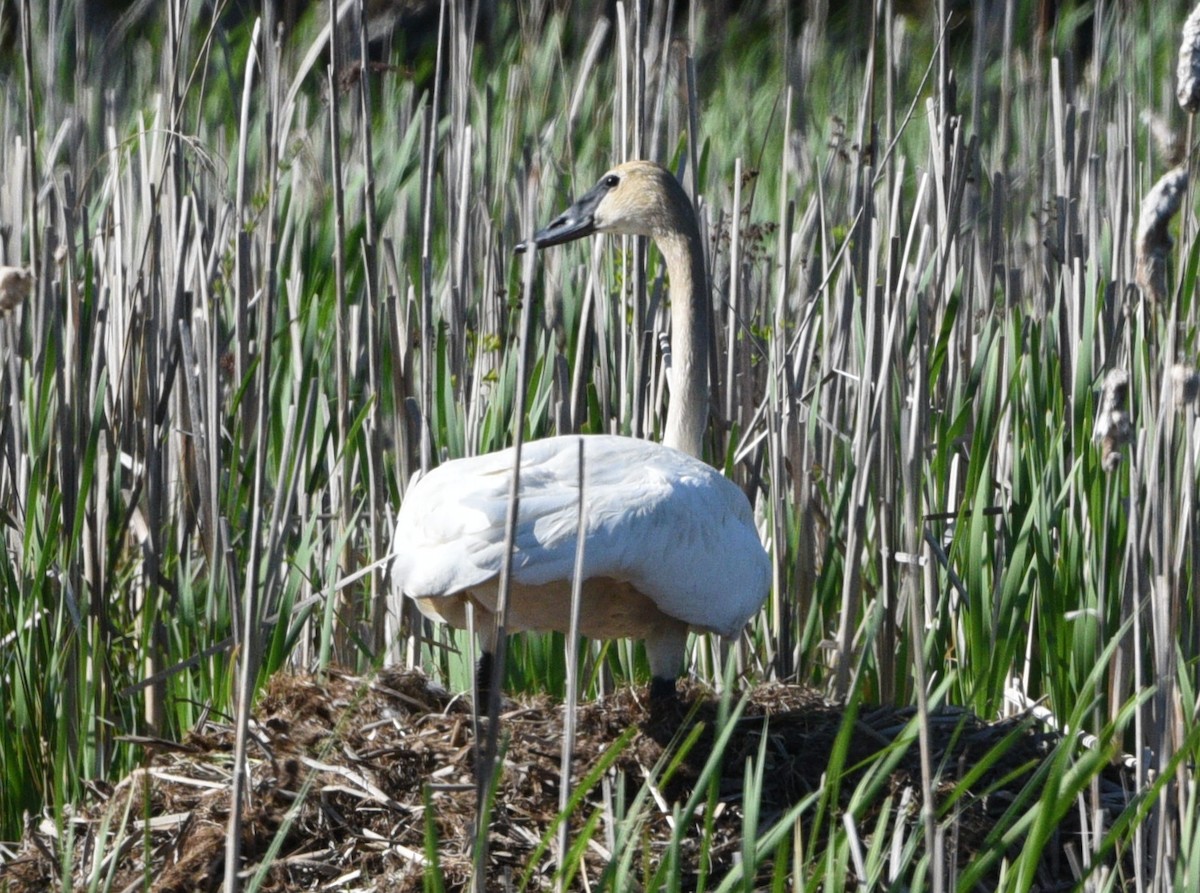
left=390, top=434, right=769, bottom=638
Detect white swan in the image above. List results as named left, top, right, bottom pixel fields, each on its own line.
left=390, top=161, right=770, bottom=717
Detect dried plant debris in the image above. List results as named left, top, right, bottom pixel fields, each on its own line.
left=0, top=669, right=1132, bottom=892
left=1135, top=167, right=1188, bottom=304
left=1172, top=363, right=1200, bottom=408
left=0, top=266, right=32, bottom=314
left=1095, top=368, right=1133, bottom=472
left=1181, top=3, right=1200, bottom=112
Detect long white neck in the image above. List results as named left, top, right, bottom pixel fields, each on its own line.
left=656, top=219, right=709, bottom=459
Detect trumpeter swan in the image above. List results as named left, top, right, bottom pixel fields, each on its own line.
left=390, top=161, right=770, bottom=718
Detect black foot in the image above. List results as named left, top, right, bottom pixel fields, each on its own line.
left=475, top=651, right=495, bottom=714
left=649, top=675, right=678, bottom=705
left=645, top=676, right=687, bottom=740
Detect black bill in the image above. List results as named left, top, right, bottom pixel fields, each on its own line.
left=514, top=176, right=614, bottom=253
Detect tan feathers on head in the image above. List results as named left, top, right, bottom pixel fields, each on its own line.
left=590, top=161, right=698, bottom=241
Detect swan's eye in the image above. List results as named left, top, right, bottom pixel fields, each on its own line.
left=603, top=174, right=620, bottom=188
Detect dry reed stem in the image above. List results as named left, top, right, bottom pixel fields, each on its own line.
left=1179, top=3, right=1200, bottom=112
left=1135, top=166, right=1188, bottom=304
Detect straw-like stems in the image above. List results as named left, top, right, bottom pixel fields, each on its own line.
left=226, top=15, right=270, bottom=893
left=8, top=2, right=1200, bottom=886
left=556, top=439, right=586, bottom=893
left=471, top=160, right=541, bottom=893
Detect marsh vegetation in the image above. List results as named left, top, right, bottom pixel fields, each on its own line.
left=2, top=0, right=1200, bottom=889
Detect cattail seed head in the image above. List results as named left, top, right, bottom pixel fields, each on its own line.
left=0, top=266, right=33, bottom=314
left=1135, top=167, right=1188, bottom=303
left=1180, top=3, right=1200, bottom=112
left=1171, top=363, right=1200, bottom=407
left=1098, top=368, right=1130, bottom=415
left=1095, top=369, right=1133, bottom=473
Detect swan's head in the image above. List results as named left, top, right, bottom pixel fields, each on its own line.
left=517, top=161, right=694, bottom=252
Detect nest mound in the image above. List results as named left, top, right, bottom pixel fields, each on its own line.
left=1, top=669, right=1130, bottom=891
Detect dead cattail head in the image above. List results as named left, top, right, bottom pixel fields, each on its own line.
left=1180, top=3, right=1200, bottom=112
left=1095, top=368, right=1133, bottom=473
left=1135, top=167, right=1188, bottom=304
left=1171, top=363, right=1200, bottom=408
left=1098, top=368, right=1130, bottom=415
left=0, top=266, right=33, bottom=314
left=1141, top=110, right=1185, bottom=166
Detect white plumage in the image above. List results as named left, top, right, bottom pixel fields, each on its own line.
left=389, top=161, right=771, bottom=715
left=392, top=434, right=768, bottom=639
